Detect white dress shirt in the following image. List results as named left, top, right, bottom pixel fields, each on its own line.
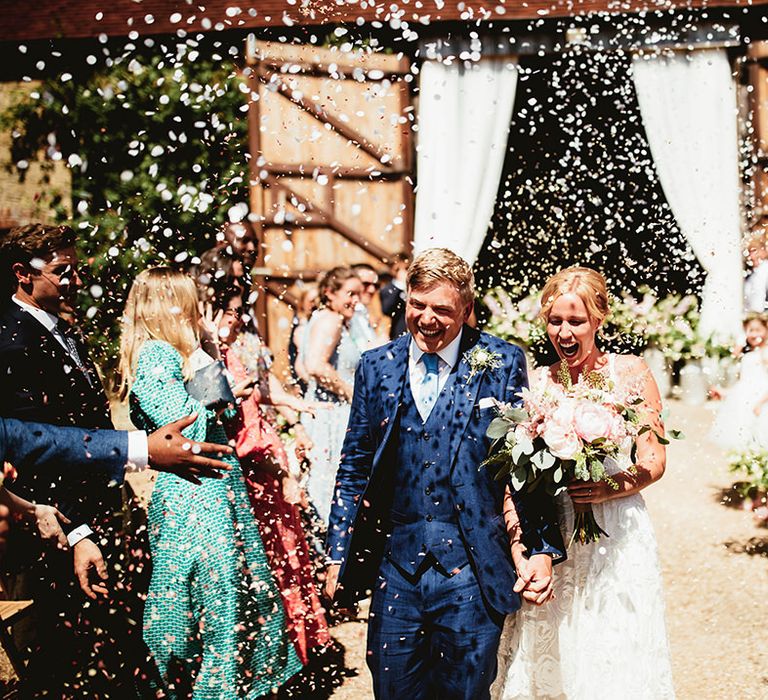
left=10, top=296, right=149, bottom=545
left=409, top=329, right=464, bottom=420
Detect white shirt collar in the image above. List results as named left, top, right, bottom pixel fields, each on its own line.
left=409, top=327, right=464, bottom=370
left=12, top=295, right=60, bottom=333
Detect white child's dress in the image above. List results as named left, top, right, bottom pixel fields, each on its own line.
left=710, top=348, right=768, bottom=450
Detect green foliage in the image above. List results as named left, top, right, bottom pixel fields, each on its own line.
left=728, top=448, right=768, bottom=495
left=1, top=42, right=250, bottom=371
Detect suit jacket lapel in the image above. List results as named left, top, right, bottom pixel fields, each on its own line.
left=11, top=306, right=104, bottom=399
left=372, top=334, right=410, bottom=466
left=10, top=305, right=72, bottom=367
left=447, top=326, right=486, bottom=472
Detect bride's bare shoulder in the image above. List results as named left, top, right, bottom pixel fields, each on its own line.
left=613, top=353, right=648, bottom=372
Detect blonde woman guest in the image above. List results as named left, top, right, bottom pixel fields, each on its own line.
left=299, top=267, right=363, bottom=523
left=118, top=268, right=301, bottom=699
left=493, top=266, right=674, bottom=700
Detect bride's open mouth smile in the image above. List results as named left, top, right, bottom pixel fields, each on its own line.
left=559, top=341, right=579, bottom=359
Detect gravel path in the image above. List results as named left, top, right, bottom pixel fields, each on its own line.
left=330, top=400, right=768, bottom=699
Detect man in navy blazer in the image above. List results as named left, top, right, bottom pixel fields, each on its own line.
left=326, top=249, right=564, bottom=699
left=0, top=413, right=232, bottom=489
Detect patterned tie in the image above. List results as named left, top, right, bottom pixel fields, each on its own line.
left=421, top=352, right=440, bottom=420
left=56, top=319, right=91, bottom=385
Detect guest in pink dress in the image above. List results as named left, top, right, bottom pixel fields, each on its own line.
left=214, top=286, right=331, bottom=664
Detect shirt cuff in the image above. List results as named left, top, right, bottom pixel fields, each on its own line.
left=67, top=524, right=94, bottom=547
left=126, top=430, right=149, bottom=472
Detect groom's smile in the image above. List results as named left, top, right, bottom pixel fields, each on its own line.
left=406, top=282, right=472, bottom=353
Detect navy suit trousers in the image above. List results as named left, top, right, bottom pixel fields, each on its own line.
left=367, top=555, right=504, bottom=700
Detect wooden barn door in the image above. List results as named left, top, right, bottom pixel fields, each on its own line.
left=244, top=38, right=414, bottom=373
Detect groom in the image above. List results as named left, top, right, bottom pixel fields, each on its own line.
left=326, top=248, right=564, bottom=699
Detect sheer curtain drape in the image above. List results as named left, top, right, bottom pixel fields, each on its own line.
left=413, top=57, right=518, bottom=264
left=632, top=49, right=743, bottom=338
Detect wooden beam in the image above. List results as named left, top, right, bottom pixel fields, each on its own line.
left=258, top=163, right=408, bottom=180
left=259, top=68, right=397, bottom=170
left=4, top=0, right=768, bottom=42
left=257, top=59, right=409, bottom=81
left=251, top=40, right=410, bottom=75
left=265, top=177, right=392, bottom=262
left=245, top=55, right=270, bottom=345
left=398, top=77, right=415, bottom=254
left=264, top=281, right=299, bottom=308
left=252, top=268, right=324, bottom=281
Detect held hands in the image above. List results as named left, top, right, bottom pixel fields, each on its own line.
left=324, top=563, right=341, bottom=602
left=73, top=539, right=108, bottom=600
left=513, top=553, right=555, bottom=606
left=147, top=413, right=233, bottom=485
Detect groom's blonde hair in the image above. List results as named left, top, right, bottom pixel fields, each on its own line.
left=407, top=248, right=475, bottom=306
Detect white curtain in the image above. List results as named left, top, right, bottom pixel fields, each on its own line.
left=413, top=57, right=518, bottom=264
left=632, top=49, right=743, bottom=339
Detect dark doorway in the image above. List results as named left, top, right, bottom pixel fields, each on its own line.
left=475, top=47, right=705, bottom=305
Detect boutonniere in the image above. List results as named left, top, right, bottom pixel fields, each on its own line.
left=464, top=346, right=503, bottom=380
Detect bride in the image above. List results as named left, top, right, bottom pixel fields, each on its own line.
left=493, top=266, right=675, bottom=700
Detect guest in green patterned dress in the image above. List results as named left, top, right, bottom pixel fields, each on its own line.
left=118, top=267, right=301, bottom=699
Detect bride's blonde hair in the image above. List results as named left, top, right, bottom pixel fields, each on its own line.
left=118, top=267, right=200, bottom=400
left=539, top=266, right=610, bottom=326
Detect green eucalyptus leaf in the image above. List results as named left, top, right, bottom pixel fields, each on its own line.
left=487, top=417, right=511, bottom=440
left=511, top=466, right=528, bottom=491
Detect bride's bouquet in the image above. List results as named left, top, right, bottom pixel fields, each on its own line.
left=483, top=362, right=659, bottom=545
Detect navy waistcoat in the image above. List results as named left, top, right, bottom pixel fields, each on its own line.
left=388, top=366, right=469, bottom=576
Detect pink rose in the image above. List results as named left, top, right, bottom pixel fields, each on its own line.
left=542, top=404, right=581, bottom=460
left=542, top=424, right=581, bottom=460
left=552, top=398, right=576, bottom=426
left=573, top=402, right=616, bottom=444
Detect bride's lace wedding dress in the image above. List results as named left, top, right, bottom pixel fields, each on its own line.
left=493, top=357, right=675, bottom=700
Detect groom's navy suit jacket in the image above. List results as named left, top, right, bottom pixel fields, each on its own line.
left=327, top=325, right=565, bottom=615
